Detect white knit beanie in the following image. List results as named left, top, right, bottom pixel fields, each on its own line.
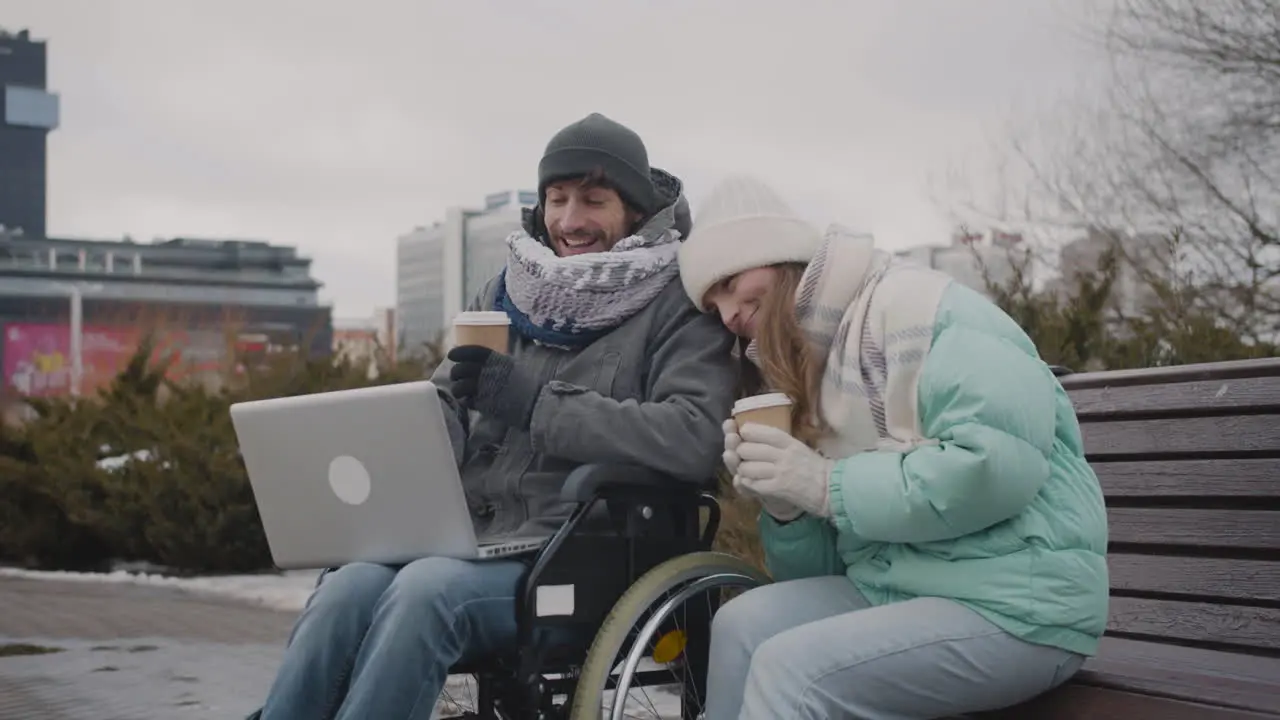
left=678, top=174, right=824, bottom=308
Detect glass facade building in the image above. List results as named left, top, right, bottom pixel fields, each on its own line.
left=461, top=208, right=521, bottom=304
left=0, top=28, right=60, bottom=239
left=0, top=31, right=333, bottom=402
left=0, top=234, right=331, bottom=370
left=395, top=224, right=445, bottom=356
left=395, top=190, right=532, bottom=355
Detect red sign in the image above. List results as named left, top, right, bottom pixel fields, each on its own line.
left=3, top=323, right=226, bottom=398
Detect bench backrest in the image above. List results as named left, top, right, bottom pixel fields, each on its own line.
left=1061, top=357, right=1280, bottom=658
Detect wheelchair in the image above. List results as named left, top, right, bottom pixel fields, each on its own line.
left=439, top=463, right=770, bottom=720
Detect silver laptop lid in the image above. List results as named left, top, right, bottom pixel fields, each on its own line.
left=229, top=380, right=482, bottom=569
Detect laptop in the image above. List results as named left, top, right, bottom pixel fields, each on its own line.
left=229, top=380, right=546, bottom=570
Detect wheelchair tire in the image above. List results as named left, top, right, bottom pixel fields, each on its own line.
left=568, top=551, right=770, bottom=720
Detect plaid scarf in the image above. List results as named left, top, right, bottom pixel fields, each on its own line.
left=797, top=224, right=950, bottom=455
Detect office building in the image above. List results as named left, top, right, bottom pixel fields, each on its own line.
left=896, top=228, right=1029, bottom=297
left=396, top=189, right=535, bottom=354
left=0, top=32, right=334, bottom=400
left=1054, top=226, right=1173, bottom=318
left=0, top=232, right=332, bottom=397
left=395, top=224, right=445, bottom=356
left=0, top=27, right=59, bottom=239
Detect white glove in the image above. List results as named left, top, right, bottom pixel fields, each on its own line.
left=736, top=423, right=836, bottom=519
left=722, top=418, right=742, bottom=475
left=724, top=418, right=804, bottom=521
left=733, top=473, right=805, bottom=522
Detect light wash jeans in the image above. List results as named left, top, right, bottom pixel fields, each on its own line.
left=257, top=556, right=526, bottom=720
left=705, top=576, right=1086, bottom=720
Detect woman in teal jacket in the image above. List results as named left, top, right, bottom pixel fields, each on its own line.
left=677, top=175, right=1109, bottom=719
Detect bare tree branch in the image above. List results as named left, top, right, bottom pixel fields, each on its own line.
left=940, top=0, right=1280, bottom=342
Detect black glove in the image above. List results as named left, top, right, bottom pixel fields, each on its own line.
left=447, top=345, right=542, bottom=430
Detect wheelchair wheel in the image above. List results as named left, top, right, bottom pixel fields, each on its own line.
left=568, top=551, right=770, bottom=720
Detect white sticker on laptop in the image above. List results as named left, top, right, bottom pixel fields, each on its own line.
left=328, top=455, right=372, bottom=506
left=536, top=584, right=575, bottom=617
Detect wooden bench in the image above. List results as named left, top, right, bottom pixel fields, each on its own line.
left=984, top=357, right=1280, bottom=718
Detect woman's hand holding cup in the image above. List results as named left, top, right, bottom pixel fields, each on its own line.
left=723, top=410, right=807, bottom=522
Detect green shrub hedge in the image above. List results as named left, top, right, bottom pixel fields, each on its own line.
left=2, top=246, right=1270, bottom=576
left=0, top=336, right=439, bottom=574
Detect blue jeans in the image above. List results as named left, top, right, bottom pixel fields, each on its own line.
left=705, top=576, right=1085, bottom=719
left=258, top=556, right=526, bottom=720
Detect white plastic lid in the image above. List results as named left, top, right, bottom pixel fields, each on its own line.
left=733, top=392, right=793, bottom=414
left=454, top=311, right=511, bottom=326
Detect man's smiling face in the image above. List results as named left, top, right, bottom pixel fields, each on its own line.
left=542, top=177, right=638, bottom=257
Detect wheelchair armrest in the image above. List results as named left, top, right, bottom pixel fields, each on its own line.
left=560, top=463, right=695, bottom=503
left=1048, top=364, right=1074, bottom=378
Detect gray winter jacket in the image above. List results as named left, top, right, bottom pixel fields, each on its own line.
left=430, top=171, right=737, bottom=538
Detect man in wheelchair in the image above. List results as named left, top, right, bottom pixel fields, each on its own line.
left=253, top=113, right=738, bottom=720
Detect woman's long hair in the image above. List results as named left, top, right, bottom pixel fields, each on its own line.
left=738, top=263, right=829, bottom=446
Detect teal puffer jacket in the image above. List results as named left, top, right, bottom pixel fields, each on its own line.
left=759, top=282, right=1110, bottom=657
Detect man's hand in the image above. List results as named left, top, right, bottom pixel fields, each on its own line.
left=447, top=345, right=542, bottom=430
left=736, top=423, right=835, bottom=519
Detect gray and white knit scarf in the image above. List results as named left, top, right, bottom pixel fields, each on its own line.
left=496, top=221, right=681, bottom=349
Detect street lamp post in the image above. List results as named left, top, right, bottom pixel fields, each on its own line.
left=50, top=281, right=103, bottom=398
left=69, top=284, right=83, bottom=397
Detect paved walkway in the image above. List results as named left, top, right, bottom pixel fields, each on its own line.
left=0, top=575, right=296, bottom=719
left=0, top=575, right=676, bottom=719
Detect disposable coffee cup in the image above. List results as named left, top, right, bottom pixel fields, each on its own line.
left=732, top=392, right=794, bottom=436
left=453, top=311, right=511, bottom=354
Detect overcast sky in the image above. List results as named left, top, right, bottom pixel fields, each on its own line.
left=4, top=0, right=1109, bottom=319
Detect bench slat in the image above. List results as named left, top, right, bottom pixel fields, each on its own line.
left=1108, top=554, right=1280, bottom=602
left=1060, top=357, right=1280, bottom=391
left=988, top=359, right=1280, bottom=718
left=1081, top=415, right=1280, bottom=457
left=1081, top=637, right=1280, bottom=714
left=1109, top=596, right=1280, bottom=651
left=1069, top=376, right=1280, bottom=418
left=978, top=683, right=1277, bottom=719
left=1108, top=508, right=1280, bottom=551
left=1094, top=460, right=1280, bottom=497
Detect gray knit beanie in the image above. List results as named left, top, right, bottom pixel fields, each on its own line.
left=537, top=113, right=657, bottom=214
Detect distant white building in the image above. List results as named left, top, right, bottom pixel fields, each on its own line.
left=1055, top=227, right=1173, bottom=319
left=332, top=307, right=396, bottom=377
left=395, top=224, right=445, bottom=355
left=896, top=228, right=1030, bottom=298
left=395, top=189, right=536, bottom=355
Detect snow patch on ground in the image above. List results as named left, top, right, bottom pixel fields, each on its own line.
left=96, top=448, right=163, bottom=472
left=0, top=567, right=320, bottom=613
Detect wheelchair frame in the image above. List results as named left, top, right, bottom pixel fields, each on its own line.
left=449, top=462, right=724, bottom=720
